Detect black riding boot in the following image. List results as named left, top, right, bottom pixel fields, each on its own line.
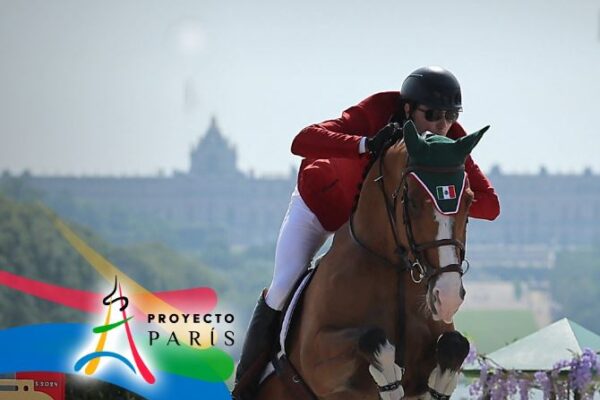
left=231, top=290, right=281, bottom=399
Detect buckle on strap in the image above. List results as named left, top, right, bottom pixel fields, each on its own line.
left=428, top=386, right=451, bottom=400
left=273, top=355, right=318, bottom=400
left=379, top=380, right=402, bottom=392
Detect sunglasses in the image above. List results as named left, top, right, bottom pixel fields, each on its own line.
left=417, top=108, right=460, bottom=123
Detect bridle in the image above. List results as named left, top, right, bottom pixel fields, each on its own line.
left=349, top=144, right=469, bottom=284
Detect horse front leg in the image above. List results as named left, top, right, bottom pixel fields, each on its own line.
left=421, top=331, right=470, bottom=400
left=359, top=328, right=405, bottom=400
left=301, top=326, right=404, bottom=399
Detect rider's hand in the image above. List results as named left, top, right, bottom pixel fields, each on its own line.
left=366, top=123, right=402, bottom=158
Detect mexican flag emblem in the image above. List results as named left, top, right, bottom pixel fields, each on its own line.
left=436, top=185, right=456, bottom=200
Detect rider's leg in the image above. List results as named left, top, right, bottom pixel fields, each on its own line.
left=266, top=188, right=332, bottom=310
left=231, top=289, right=280, bottom=399
left=232, top=188, right=332, bottom=398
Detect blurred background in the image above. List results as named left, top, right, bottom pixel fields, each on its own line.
left=1, top=0, right=599, bottom=384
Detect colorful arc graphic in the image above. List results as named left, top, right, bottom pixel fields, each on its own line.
left=74, top=283, right=156, bottom=384
left=50, top=211, right=216, bottom=348
left=0, top=323, right=233, bottom=399
left=118, top=282, right=156, bottom=384
left=0, top=207, right=235, bottom=396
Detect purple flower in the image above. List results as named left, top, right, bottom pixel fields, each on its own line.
left=534, top=371, right=552, bottom=400
left=468, top=379, right=482, bottom=397
left=569, top=351, right=593, bottom=392
left=517, top=379, right=530, bottom=400
left=465, top=349, right=600, bottom=400
left=464, top=342, right=478, bottom=365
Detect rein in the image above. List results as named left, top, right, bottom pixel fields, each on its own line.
left=349, top=145, right=468, bottom=284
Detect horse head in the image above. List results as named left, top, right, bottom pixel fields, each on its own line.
left=402, top=120, right=488, bottom=323
left=355, top=120, right=488, bottom=325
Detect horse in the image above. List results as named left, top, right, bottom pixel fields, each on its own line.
left=255, top=120, right=488, bottom=400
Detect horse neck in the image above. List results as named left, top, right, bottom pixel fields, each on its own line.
left=353, top=143, right=408, bottom=263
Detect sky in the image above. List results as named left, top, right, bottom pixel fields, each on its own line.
left=1, top=0, right=599, bottom=177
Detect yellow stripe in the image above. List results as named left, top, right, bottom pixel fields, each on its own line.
left=85, top=300, right=112, bottom=374
left=43, top=206, right=214, bottom=348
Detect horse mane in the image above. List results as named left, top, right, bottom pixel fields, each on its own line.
left=350, top=138, right=406, bottom=214
left=350, top=105, right=409, bottom=214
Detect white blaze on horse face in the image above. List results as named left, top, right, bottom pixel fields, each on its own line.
left=431, top=209, right=463, bottom=324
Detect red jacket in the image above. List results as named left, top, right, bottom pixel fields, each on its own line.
left=291, top=91, right=500, bottom=232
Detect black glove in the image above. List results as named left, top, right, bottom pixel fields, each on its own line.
left=366, top=122, right=402, bottom=157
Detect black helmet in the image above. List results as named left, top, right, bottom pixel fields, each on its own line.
left=401, top=66, right=462, bottom=111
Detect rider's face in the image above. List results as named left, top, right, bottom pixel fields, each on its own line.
left=405, top=104, right=457, bottom=136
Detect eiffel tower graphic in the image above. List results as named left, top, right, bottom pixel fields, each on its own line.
left=74, top=276, right=155, bottom=384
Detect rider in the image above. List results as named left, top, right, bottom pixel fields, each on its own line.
left=232, top=66, right=500, bottom=398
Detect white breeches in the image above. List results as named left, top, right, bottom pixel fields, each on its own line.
left=265, top=188, right=333, bottom=311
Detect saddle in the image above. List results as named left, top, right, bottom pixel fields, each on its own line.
left=260, top=259, right=322, bottom=399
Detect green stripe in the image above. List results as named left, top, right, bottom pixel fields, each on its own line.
left=436, top=186, right=444, bottom=199
left=93, top=316, right=134, bottom=333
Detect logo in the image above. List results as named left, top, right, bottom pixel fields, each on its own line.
left=74, top=276, right=155, bottom=384
left=0, top=210, right=236, bottom=398
left=436, top=185, right=457, bottom=200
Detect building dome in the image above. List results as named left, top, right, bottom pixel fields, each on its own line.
left=189, top=116, right=241, bottom=178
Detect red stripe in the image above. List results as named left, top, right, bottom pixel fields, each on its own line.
left=119, top=283, right=156, bottom=384
left=448, top=185, right=456, bottom=198
left=0, top=269, right=218, bottom=314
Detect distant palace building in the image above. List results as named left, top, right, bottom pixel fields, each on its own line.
left=25, top=117, right=296, bottom=246
left=9, top=118, right=600, bottom=262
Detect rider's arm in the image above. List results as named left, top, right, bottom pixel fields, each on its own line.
left=291, top=105, right=369, bottom=159
left=291, top=92, right=398, bottom=159
left=465, top=156, right=500, bottom=220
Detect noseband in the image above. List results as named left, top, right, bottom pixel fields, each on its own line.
left=349, top=145, right=469, bottom=284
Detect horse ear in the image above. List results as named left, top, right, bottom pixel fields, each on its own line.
left=454, top=125, right=490, bottom=157
left=403, top=120, right=426, bottom=157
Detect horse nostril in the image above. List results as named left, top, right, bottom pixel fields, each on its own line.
left=460, top=286, right=466, bottom=300
left=429, top=291, right=439, bottom=315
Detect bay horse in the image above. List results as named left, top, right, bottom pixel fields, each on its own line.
left=256, top=120, right=487, bottom=400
